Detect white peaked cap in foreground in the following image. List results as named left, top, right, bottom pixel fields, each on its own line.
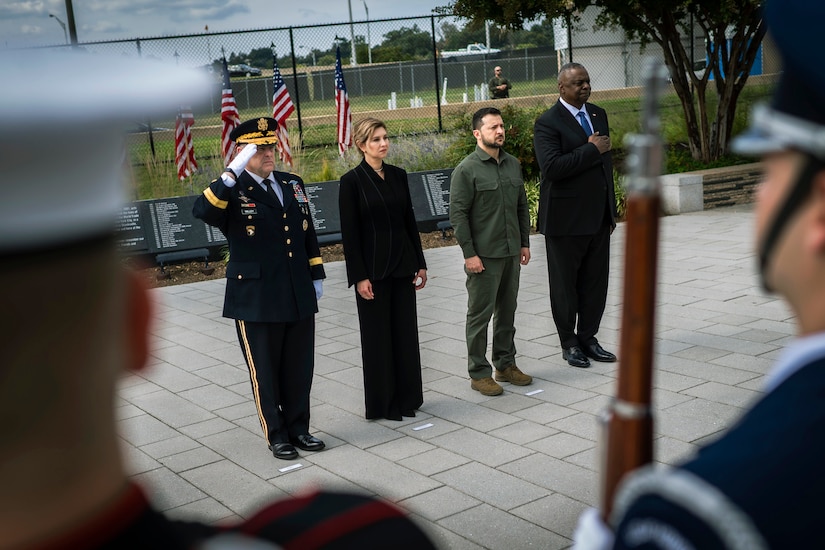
left=0, top=51, right=213, bottom=253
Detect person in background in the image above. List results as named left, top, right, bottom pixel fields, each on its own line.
left=338, top=117, right=428, bottom=421
left=489, top=66, right=512, bottom=99
left=449, top=106, right=533, bottom=396
left=193, top=117, right=326, bottom=461
left=573, top=1, right=825, bottom=548
left=0, top=52, right=436, bottom=549
left=533, top=62, right=617, bottom=370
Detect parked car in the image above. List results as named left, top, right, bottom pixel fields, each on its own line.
left=227, top=63, right=262, bottom=77
left=440, top=43, right=501, bottom=62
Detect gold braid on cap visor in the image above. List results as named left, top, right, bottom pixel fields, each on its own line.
left=235, top=130, right=279, bottom=145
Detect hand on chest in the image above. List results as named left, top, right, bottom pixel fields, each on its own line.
left=569, top=111, right=602, bottom=136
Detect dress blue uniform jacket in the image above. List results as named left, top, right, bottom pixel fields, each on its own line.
left=612, top=356, right=825, bottom=549
left=193, top=170, right=325, bottom=323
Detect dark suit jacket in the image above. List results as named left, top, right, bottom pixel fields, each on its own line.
left=193, top=170, right=325, bottom=323
left=338, top=160, right=426, bottom=287
left=534, top=100, right=616, bottom=236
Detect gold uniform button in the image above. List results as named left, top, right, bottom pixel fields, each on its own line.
left=247, top=215, right=252, bottom=219
left=237, top=274, right=243, bottom=280
left=283, top=213, right=287, bottom=219
left=289, top=252, right=293, bottom=257
left=286, top=239, right=291, bottom=244
left=284, top=226, right=289, bottom=231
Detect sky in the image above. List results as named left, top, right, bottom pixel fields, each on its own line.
left=1, top=0, right=454, bottom=49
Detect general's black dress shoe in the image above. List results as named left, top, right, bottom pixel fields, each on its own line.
left=583, top=342, right=617, bottom=362
left=562, top=346, right=591, bottom=368
left=269, top=442, right=298, bottom=460
left=291, top=434, right=325, bottom=452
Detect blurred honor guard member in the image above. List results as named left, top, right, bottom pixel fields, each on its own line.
left=572, top=1, right=825, bottom=548
left=0, top=51, right=436, bottom=550
left=194, top=117, right=326, bottom=461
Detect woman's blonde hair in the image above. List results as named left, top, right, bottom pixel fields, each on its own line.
left=352, top=117, right=387, bottom=157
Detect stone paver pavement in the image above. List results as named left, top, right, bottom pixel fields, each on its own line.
left=121, top=204, right=790, bottom=549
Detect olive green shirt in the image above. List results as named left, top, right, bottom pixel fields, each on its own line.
left=449, top=146, right=530, bottom=259
left=488, top=76, right=512, bottom=99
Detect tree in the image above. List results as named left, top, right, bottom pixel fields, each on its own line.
left=438, top=21, right=485, bottom=50
left=443, top=0, right=766, bottom=162
left=380, top=25, right=435, bottom=60
left=246, top=47, right=276, bottom=69
left=224, top=47, right=285, bottom=71
left=510, top=19, right=555, bottom=49
left=438, top=20, right=511, bottom=51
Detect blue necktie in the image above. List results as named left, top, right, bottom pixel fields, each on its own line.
left=577, top=111, right=592, bottom=136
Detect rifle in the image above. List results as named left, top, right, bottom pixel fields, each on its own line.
left=600, top=57, right=668, bottom=520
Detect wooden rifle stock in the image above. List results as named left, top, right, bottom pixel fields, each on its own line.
left=600, top=58, right=668, bottom=520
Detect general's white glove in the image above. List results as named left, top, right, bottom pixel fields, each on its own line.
left=313, top=279, right=323, bottom=300
left=221, top=144, right=258, bottom=187
left=572, top=508, right=614, bottom=550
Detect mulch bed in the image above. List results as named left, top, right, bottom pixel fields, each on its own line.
left=133, top=230, right=457, bottom=289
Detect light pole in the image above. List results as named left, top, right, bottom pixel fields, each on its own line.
left=204, top=25, right=212, bottom=63
left=300, top=45, right=316, bottom=66
left=49, top=13, right=68, bottom=45
left=362, top=0, right=372, bottom=64
left=347, top=0, right=357, bottom=66
left=63, top=0, right=78, bottom=45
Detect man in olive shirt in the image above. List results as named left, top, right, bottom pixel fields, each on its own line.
left=449, top=107, right=533, bottom=396
left=489, top=66, right=512, bottom=99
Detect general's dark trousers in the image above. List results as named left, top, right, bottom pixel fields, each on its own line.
left=355, top=276, right=424, bottom=420
left=235, top=317, right=315, bottom=445
left=544, top=223, right=610, bottom=350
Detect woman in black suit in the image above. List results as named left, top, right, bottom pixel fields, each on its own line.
left=338, top=118, right=428, bottom=421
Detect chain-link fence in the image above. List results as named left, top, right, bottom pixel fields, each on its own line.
left=39, top=10, right=778, bottom=175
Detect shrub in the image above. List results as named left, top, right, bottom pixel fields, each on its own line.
left=664, top=144, right=751, bottom=174
left=524, top=178, right=540, bottom=229
left=614, top=171, right=627, bottom=222
left=444, top=104, right=545, bottom=182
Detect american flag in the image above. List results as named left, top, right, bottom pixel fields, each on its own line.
left=174, top=106, right=198, bottom=180
left=334, top=46, right=352, bottom=157
left=271, top=54, right=295, bottom=167
left=220, top=57, right=240, bottom=165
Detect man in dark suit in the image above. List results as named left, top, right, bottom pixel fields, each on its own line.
left=193, top=117, right=326, bottom=460
left=534, top=62, right=617, bottom=369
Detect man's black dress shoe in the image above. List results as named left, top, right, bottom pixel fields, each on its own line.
left=562, top=346, right=591, bottom=368
left=269, top=442, right=298, bottom=460
left=291, top=434, right=325, bottom=452
left=583, top=342, right=617, bottom=362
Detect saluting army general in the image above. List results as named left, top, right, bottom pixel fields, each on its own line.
left=193, top=117, right=326, bottom=461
